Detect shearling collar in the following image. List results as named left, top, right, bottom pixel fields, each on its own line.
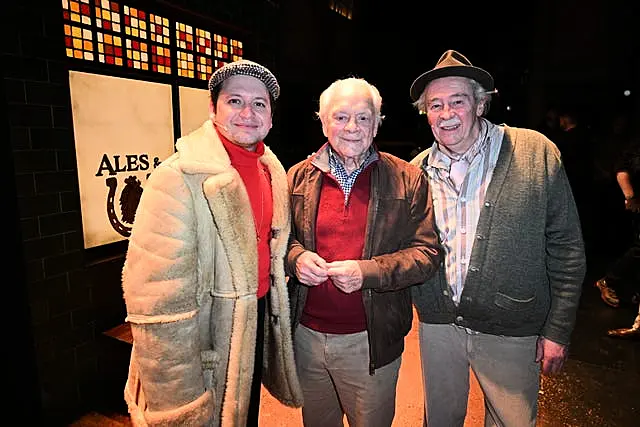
left=175, top=120, right=233, bottom=175
left=176, top=120, right=284, bottom=182
left=173, top=119, right=290, bottom=249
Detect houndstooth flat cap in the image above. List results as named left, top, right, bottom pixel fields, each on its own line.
left=208, top=59, right=280, bottom=100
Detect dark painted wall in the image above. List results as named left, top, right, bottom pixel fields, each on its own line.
left=359, top=0, right=637, bottom=145
left=526, top=0, right=639, bottom=131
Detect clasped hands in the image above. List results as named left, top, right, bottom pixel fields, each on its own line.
left=295, top=251, right=363, bottom=294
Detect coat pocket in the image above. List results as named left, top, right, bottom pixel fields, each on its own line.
left=494, top=291, right=536, bottom=311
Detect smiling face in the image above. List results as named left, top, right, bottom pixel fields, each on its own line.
left=211, top=75, right=272, bottom=151
left=321, top=82, right=379, bottom=170
left=424, top=76, right=485, bottom=156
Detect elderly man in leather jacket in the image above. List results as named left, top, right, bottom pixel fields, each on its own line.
left=286, top=77, right=442, bottom=427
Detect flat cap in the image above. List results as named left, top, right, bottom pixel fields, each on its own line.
left=208, top=59, right=280, bottom=100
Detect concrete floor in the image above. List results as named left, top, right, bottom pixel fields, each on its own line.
left=259, top=309, right=485, bottom=427
left=260, top=269, right=640, bottom=427
left=72, top=248, right=639, bottom=427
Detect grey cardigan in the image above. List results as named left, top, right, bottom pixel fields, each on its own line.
left=410, top=125, right=586, bottom=345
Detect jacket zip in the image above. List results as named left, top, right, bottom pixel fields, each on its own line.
left=364, top=184, right=379, bottom=375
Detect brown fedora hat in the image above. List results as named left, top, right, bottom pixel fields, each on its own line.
left=409, top=50, right=494, bottom=101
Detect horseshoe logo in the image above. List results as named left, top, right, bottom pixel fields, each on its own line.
left=106, top=176, right=143, bottom=238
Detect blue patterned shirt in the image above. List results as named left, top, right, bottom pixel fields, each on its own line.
left=328, top=145, right=377, bottom=204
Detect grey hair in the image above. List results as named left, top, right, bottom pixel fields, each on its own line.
left=412, top=76, right=492, bottom=116
left=317, top=77, right=384, bottom=128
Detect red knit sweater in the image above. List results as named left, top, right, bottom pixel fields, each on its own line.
left=301, top=167, right=371, bottom=333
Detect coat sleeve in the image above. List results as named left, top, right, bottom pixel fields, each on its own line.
left=361, top=167, right=442, bottom=292
left=122, top=164, right=214, bottom=425
left=542, top=147, right=587, bottom=345
left=285, top=165, right=308, bottom=276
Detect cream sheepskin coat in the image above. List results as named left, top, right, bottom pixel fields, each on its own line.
left=122, top=120, right=302, bottom=426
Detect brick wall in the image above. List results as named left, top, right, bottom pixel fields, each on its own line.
left=3, top=0, right=281, bottom=424
left=3, top=2, right=129, bottom=423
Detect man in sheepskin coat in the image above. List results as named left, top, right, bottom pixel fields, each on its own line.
left=121, top=60, right=302, bottom=426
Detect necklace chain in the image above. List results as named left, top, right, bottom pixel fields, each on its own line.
left=255, top=167, right=265, bottom=242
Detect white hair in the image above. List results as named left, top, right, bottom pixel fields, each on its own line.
left=317, top=77, right=384, bottom=128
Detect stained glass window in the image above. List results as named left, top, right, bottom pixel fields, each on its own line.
left=150, top=14, right=170, bottom=45
left=230, top=39, right=243, bottom=62
left=62, top=0, right=91, bottom=25
left=177, top=51, right=194, bottom=78
left=213, top=34, right=229, bottom=60
left=175, top=22, right=195, bottom=78
left=62, top=1, right=242, bottom=79
left=97, top=32, right=124, bottom=66
left=195, top=29, right=212, bottom=80
left=176, top=22, right=194, bottom=50
left=95, top=0, right=121, bottom=32
left=126, top=39, right=148, bottom=70
left=214, top=59, right=228, bottom=72
left=124, top=5, right=147, bottom=39
left=151, top=45, right=171, bottom=74
left=196, top=56, right=212, bottom=80
left=196, top=29, right=211, bottom=56
left=64, top=24, right=94, bottom=60
left=175, top=22, right=194, bottom=78
left=122, top=5, right=149, bottom=70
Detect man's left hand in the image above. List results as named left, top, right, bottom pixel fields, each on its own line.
left=326, top=260, right=363, bottom=294
left=536, top=336, right=569, bottom=375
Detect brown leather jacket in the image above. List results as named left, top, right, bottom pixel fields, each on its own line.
left=286, top=143, right=442, bottom=372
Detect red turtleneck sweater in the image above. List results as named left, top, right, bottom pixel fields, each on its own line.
left=218, top=130, right=273, bottom=299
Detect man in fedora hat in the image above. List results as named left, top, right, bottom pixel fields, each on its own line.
left=121, top=59, right=302, bottom=426
left=409, top=50, right=586, bottom=426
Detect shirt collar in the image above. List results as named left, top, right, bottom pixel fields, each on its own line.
left=311, top=142, right=379, bottom=173
left=327, top=144, right=377, bottom=177
left=427, top=118, right=495, bottom=171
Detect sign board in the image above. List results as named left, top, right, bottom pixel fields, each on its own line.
left=69, top=71, right=175, bottom=248
left=179, top=86, right=210, bottom=136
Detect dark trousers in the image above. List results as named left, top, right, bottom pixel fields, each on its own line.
left=246, top=295, right=266, bottom=426
left=606, top=213, right=640, bottom=300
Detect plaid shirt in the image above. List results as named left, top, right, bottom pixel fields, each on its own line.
left=425, top=119, right=504, bottom=304
left=328, top=145, right=377, bottom=204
